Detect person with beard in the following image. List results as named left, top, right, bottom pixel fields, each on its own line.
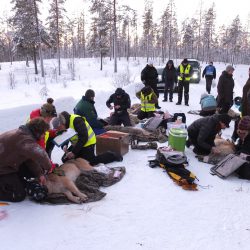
left=141, top=60, right=161, bottom=109
left=74, top=89, right=106, bottom=135
left=106, top=88, right=132, bottom=126
left=176, top=58, right=193, bottom=106
left=216, top=65, right=235, bottom=114
left=162, top=60, right=177, bottom=102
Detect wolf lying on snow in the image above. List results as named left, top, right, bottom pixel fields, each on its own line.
left=45, top=158, right=93, bottom=204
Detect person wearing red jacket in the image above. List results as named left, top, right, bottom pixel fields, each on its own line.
left=29, top=98, right=58, bottom=171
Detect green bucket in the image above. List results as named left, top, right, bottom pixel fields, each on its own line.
left=168, top=128, right=187, bottom=152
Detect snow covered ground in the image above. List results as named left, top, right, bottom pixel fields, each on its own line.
left=0, top=58, right=250, bottom=250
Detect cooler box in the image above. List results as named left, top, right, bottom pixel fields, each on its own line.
left=168, top=128, right=187, bottom=152
left=96, top=131, right=130, bottom=156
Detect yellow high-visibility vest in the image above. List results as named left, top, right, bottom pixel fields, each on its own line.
left=140, top=92, right=156, bottom=112
left=178, top=64, right=191, bottom=81
left=69, top=114, right=96, bottom=147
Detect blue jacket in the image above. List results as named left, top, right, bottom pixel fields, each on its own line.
left=202, top=65, right=216, bottom=79
left=200, top=95, right=217, bottom=111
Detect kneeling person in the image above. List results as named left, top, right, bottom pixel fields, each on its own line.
left=0, top=118, right=52, bottom=202
left=52, top=112, right=123, bottom=166
left=187, top=114, right=231, bottom=155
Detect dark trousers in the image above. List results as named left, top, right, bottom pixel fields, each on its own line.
left=205, top=77, right=213, bottom=94
left=110, top=113, right=131, bottom=127
left=137, top=111, right=155, bottom=120
left=177, top=81, right=189, bottom=104
left=0, top=173, right=26, bottom=202
left=217, top=103, right=232, bottom=114
left=62, top=144, right=120, bottom=166
left=46, top=137, right=55, bottom=159
left=187, top=131, right=213, bottom=156
left=164, top=82, right=174, bottom=101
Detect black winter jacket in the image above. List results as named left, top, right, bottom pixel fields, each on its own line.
left=187, top=114, right=222, bottom=151
left=236, top=134, right=250, bottom=155
left=162, top=64, right=177, bottom=84
left=106, top=88, right=131, bottom=115
left=141, top=65, right=158, bottom=86
left=217, top=71, right=234, bottom=108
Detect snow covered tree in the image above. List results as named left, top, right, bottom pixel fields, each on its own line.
left=10, top=0, right=45, bottom=75
left=142, top=0, right=154, bottom=61
left=89, top=0, right=111, bottom=70
left=47, top=0, right=66, bottom=75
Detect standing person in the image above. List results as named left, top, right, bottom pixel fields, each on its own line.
left=52, top=111, right=123, bottom=166
left=216, top=65, right=235, bottom=114
left=241, top=67, right=250, bottom=116
left=176, top=58, right=193, bottom=106
left=136, top=86, right=157, bottom=120
left=74, top=89, right=106, bottom=135
left=202, top=61, right=216, bottom=94
left=106, top=88, right=132, bottom=127
left=186, top=114, right=231, bottom=155
left=0, top=118, right=52, bottom=202
left=162, top=60, right=177, bottom=102
left=141, top=60, right=161, bottom=109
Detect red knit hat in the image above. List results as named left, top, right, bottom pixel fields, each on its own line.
left=238, top=116, right=250, bottom=131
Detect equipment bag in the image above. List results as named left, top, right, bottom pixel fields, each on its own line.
left=173, top=113, right=186, bottom=124
left=142, top=116, right=163, bottom=131
left=150, top=147, right=198, bottom=191
left=210, top=154, right=247, bottom=179
left=156, top=147, right=188, bottom=167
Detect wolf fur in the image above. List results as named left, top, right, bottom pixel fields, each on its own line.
left=202, top=137, right=235, bottom=165
left=46, top=158, right=93, bottom=204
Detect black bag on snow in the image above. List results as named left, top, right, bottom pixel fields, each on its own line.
left=173, top=113, right=186, bottom=124
left=156, top=147, right=188, bottom=167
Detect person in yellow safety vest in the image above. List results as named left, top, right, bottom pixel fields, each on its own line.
left=52, top=111, right=123, bottom=166
left=176, top=58, right=193, bottom=106
left=136, top=86, right=158, bottom=120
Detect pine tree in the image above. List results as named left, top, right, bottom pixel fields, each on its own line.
left=47, top=0, right=66, bottom=75
left=10, top=0, right=45, bottom=75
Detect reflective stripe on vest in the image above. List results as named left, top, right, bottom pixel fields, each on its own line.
left=44, top=131, right=49, bottom=146
left=140, top=92, right=156, bottom=112
left=178, top=64, right=191, bottom=81
left=69, top=114, right=96, bottom=147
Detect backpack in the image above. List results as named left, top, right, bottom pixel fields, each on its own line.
left=173, top=113, right=186, bottom=124
left=156, top=147, right=188, bottom=167
left=151, top=147, right=198, bottom=190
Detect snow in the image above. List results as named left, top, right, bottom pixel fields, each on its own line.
left=0, top=58, right=250, bottom=250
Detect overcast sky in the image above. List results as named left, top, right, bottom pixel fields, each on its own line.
left=1, top=0, right=249, bottom=28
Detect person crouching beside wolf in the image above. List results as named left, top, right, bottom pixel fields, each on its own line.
left=186, top=114, right=231, bottom=156
left=52, top=111, right=123, bottom=166
left=0, top=118, right=52, bottom=202
left=136, top=86, right=158, bottom=120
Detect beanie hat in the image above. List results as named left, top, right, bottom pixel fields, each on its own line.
left=226, top=65, right=235, bottom=72
left=218, top=114, right=231, bottom=128
left=40, top=98, right=57, bottom=118
left=238, top=116, right=250, bottom=131
left=85, top=89, right=95, bottom=100
left=183, top=58, right=188, bottom=64
left=115, top=88, right=124, bottom=96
